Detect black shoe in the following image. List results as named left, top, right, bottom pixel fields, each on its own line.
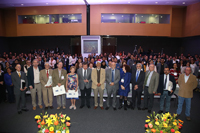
left=87, top=105, right=91, bottom=108
left=45, top=107, right=48, bottom=110
left=118, top=99, right=123, bottom=109
left=142, top=108, right=148, bottom=110
left=158, top=110, right=163, bottom=114
left=105, top=107, right=109, bottom=110
left=113, top=107, right=117, bottom=110
left=80, top=105, right=84, bottom=109
left=22, top=109, right=29, bottom=112
left=124, top=100, right=127, bottom=110
left=131, top=106, right=134, bottom=110
left=18, top=111, right=22, bottom=114
left=50, top=106, right=54, bottom=109
left=148, top=110, right=151, bottom=113
left=138, top=107, right=141, bottom=110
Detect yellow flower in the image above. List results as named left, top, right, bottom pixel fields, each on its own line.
left=155, top=121, right=159, bottom=125
left=173, top=122, right=177, bottom=126
left=49, top=126, right=54, bottom=132
left=175, top=131, right=180, bottom=133
left=43, top=115, right=48, bottom=119
left=61, top=119, right=65, bottom=123
left=145, top=119, right=150, bottom=122
left=34, top=115, right=41, bottom=119
left=46, top=118, right=53, bottom=127
left=57, top=131, right=61, bottom=133
left=163, top=123, right=168, bottom=128
left=147, top=116, right=150, bottom=119
left=178, top=119, right=184, bottom=123
left=66, top=130, right=70, bottom=133
left=66, top=116, right=71, bottom=121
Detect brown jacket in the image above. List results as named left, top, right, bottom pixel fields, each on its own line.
left=52, top=68, right=67, bottom=88
left=91, top=68, right=105, bottom=90
left=178, top=74, right=197, bottom=98
left=40, top=69, right=53, bottom=89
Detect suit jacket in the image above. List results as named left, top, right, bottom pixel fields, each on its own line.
left=27, top=66, right=42, bottom=88
left=131, top=70, right=145, bottom=91
left=52, top=68, right=67, bottom=88
left=178, top=74, right=197, bottom=98
left=143, top=71, right=159, bottom=94
left=77, top=68, right=92, bottom=90
left=91, top=68, right=105, bottom=90
left=105, top=68, right=120, bottom=90
left=156, top=63, right=168, bottom=74
left=38, top=61, right=44, bottom=69
left=40, top=69, right=53, bottom=89
left=11, top=71, right=28, bottom=95
left=157, top=74, right=176, bottom=96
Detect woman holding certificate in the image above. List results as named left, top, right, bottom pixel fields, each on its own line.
left=66, top=66, right=79, bottom=110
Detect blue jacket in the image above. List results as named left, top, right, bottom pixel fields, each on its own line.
left=4, top=73, right=12, bottom=86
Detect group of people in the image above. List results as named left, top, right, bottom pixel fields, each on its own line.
left=0, top=46, right=199, bottom=121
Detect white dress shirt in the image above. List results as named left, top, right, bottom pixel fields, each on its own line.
left=184, top=74, right=190, bottom=83
left=146, top=71, right=154, bottom=87
left=82, top=69, right=87, bottom=77
left=33, top=67, right=40, bottom=83
left=164, top=74, right=169, bottom=90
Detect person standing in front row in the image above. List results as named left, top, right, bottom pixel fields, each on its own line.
left=131, top=63, right=145, bottom=110
left=118, top=64, right=132, bottom=110
left=39, top=62, right=53, bottom=110
left=105, top=62, right=120, bottom=110
left=142, top=64, right=159, bottom=113
left=27, top=59, right=43, bottom=110
left=11, top=64, right=28, bottom=114
left=66, top=66, right=79, bottom=110
left=176, top=67, right=197, bottom=121
left=77, top=62, right=92, bottom=109
left=91, top=61, right=105, bottom=110
left=52, top=62, right=67, bottom=110
left=157, top=67, right=176, bottom=114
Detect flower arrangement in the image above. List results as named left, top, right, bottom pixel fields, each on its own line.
left=34, top=111, right=71, bottom=133
left=145, top=112, right=183, bottom=133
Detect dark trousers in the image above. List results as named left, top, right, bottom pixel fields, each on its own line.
left=6, top=85, right=15, bottom=103
left=144, top=86, right=154, bottom=110
left=0, top=85, right=6, bottom=102
left=80, top=87, right=91, bottom=106
left=132, top=89, right=142, bottom=108
left=15, top=91, right=26, bottom=111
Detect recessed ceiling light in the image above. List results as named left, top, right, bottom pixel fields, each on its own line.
left=141, top=16, right=143, bottom=17
left=21, top=4, right=24, bottom=6
left=46, top=3, right=48, bottom=5
left=25, top=17, right=27, bottom=18
left=102, top=16, right=104, bottom=17
left=135, top=14, right=137, bottom=15
left=112, top=14, right=114, bottom=15
left=107, top=35, right=109, bottom=36
left=39, top=15, right=41, bottom=16
left=128, top=2, right=130, bottom=3
left=122, top=15, right=123, bottom=17
left=63, top=16, right=64, bottom=17
left=47, top=15, right=49, bottom=16
left=155, top=2, right=158, bottom=4
left=182, top=2, right=185, bottom=4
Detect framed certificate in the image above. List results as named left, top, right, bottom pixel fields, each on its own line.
left=66, top=90, right=79, bottom=99
left=53, top=85, right=66, bottom=96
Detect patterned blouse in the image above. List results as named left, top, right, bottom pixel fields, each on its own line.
left=67, top=73, right=78, bottom=90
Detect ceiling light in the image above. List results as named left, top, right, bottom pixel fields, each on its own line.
left=128, top=2, right=130, bottom=3
left=141, top=16, right=143, bottom=17
left=122, top=15, right=123, bottom=17
left=135, top=14, right=137, bottom=15
left=39, top=15, right=41, bottom=16
left=112, top=14, right=114, bottom=15
left=182, top=2, right=185, bottom=4
left=68, top=15, right=70, bottom=16
left=63, top=16, right=64, bottom=17
left=155, top=2, right=158, bottom=4
left=161, top=16, right=163, bottom=18
left=46, top=3, right=48, bottom=5
left=107, top=35, right=109, bottom=36
left=102, top=16, right=104, bottom=17
left=21, top=4, right=24, bottom=6
left=25, top=17, right=27, bottom=18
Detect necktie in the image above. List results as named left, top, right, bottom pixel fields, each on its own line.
left=47, top=70, right=49, bottom=78
left=112, top=70, right=114, bottom=82
left=144, top=72, right=151, bottom=86
left=163, top=75, right=167, bottom=90
left=18, top=72, right=21, bottom=78
left=136, top=71, right=139, bottom=82
left=84, top=70, right=87, bottom=80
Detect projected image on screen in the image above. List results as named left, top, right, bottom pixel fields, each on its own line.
left=83, top=40, right=98, bottom=53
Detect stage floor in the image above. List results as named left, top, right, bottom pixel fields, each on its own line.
left=0, top=92, right=200, bottom=133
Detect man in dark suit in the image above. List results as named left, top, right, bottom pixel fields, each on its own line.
left=131, top=63, right=145, bottom=110
left=156, top=58, right=168, bottom=75
left=77, top=62, right=92, bottom=108
left=11, top=64, right=28, bottom=114
left=38, top=56, right=44, bottom=69
left=157, top=67, right=176, bottom=114
left=27, top=59, right=43, bottom=110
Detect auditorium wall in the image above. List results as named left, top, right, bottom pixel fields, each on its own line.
left=0, top=9, right=4, bottom=36
left=183, top=2, right=200, bottom=37
left=181, top=36, right=200, bottom=55
left=90, top=5, right=172, bottom=37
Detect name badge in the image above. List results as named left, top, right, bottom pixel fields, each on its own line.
left=121, top=79, right=124, bottom=83
left=61, top=76, right=64, bottom=80
left=49, top=76, right=52, bottom=79
left=174, top=72, right=177, bottom=76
